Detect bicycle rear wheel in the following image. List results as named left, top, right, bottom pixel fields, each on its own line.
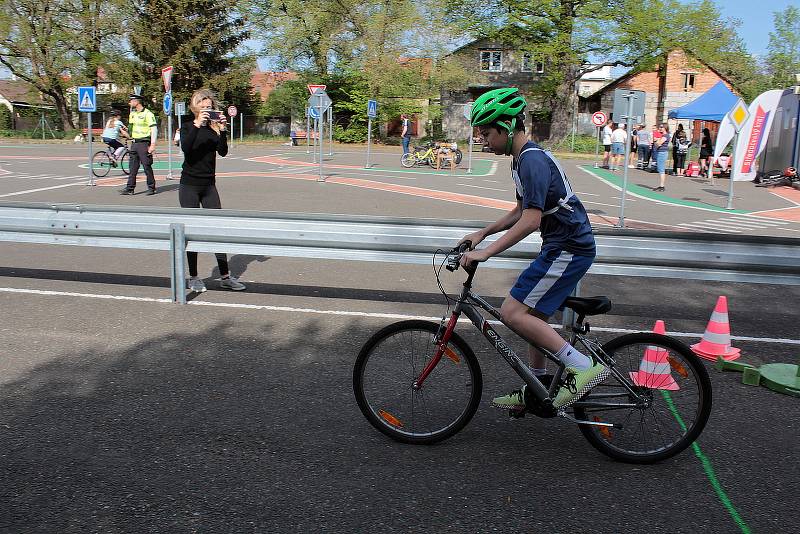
left=353, top=320, right=482, bottom=444
left=119, top=151, right=130, bottom=175
left=400, top=153, right=416, bottom=168
left=91, top=151, right=111, bottom=177
left=573, top=333, right=712, bottom=464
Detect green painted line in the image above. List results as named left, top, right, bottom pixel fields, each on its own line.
left=661, top=391, right=751, bottom=534
left=581, top=165, right=750, bottom=214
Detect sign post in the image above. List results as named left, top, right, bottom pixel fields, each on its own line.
left=464, top=102, right=474, bottom=174
left=78, top=86, right=97, bottom=186
left=163, top=92, right=174, bottom=179
left=175, top=101, right=186, bottom=131
left=228, top=105, right=237, bottom=149
left=726, top=99, right=750, bottom=210
left=615, top=91, right=645, bottom=227
left=308, top=89, right=332, bottom=181
left=591, top=111, right=607, bottom=168
left=365, top=99, right=377, bottom=168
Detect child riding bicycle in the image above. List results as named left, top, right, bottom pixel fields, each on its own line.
left=101, top=110, right=129, bottom=165
left=458, top=87, right=608, bottom=411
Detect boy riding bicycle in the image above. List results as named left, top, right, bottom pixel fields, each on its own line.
left=458, top=87, right=608, bottom=411
left=101, top=110, right=129, bottom=166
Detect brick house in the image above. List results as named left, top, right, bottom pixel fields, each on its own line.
left=250, top=70, right=299, bottom=102
left=580, top=49, right=737, bottom=137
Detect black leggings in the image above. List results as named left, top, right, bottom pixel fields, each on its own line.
left=178, top=183, right=229, bottom=278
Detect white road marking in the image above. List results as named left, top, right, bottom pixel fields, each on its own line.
left=0, top=286, right=798, bottom=345
left=0, top=182, right=84, bottom=198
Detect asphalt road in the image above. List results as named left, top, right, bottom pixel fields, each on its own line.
left=1, top=141, right=799, bottom=533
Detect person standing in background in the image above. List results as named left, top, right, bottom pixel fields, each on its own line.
left=400, top=114, right=412, bottom=155
left=672, top=123, right=688, bottom=176
left=635, top=125, right=651, bottom=169
left=628, top=123, right=638, bottom=168
left=601, top=120, right=613, bottom=168
left=699, top=127, right=713, bottom=178
left=610, top=122, right=627, bottom=171
left=653, top=123, right=671, bottom=191
left=179, top=88, right=246, bottom=293
left=120, top=92, right=158, bottom=195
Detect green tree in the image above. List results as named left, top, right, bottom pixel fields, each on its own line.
left=125, top=0, right=257, bottom=114
left=445, top=0, right=752, bottom=141
left=764, top=6, right=800, bottom=89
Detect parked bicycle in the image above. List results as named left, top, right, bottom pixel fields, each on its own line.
left=353, top=242, right=712, bottom=463
left=401, top=141, right=463, bottom=168
left=92, top=141, right=130, bottom=178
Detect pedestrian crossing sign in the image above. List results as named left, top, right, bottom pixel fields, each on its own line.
left=78, top=86, right=96, bottom=112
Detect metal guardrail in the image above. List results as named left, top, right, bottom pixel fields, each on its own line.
left=1, top=201, right=799, bottom=304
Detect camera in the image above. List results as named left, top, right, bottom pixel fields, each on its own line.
left=203, top=110, right=222, bottom=121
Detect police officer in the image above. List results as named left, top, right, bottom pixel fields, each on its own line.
left=120, top=91, right=158, bottom=195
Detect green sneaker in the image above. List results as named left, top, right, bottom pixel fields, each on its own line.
left=491, top=386, right=526, bottom=410
left=553, top=363, right=610, bottom=409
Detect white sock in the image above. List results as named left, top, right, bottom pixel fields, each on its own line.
left=555, top=342, right=592, bottom=370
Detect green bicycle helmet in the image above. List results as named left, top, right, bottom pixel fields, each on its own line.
left=471, top=88, right=527, bottom=155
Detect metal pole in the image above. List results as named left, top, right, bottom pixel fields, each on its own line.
left=170, top=223, right=187, bottom=304
left=312, top=115, right=317, bottom=163
left=167, top=114, right=173, bottom=180
left=618, top=92, right=636, bottom=227
left=593, top=126, right=600, bottom=167
left=87, top=112, right=94, bottom=186
left=230, top=116, right=234, bottom=149
left=727, top=133, right=738, bottom=210
left=306, top=112, right=311, bottom=154
left=365, top=116, right=372, bottom=168
left=240, top=113, right=243, bottom=142
left=318, top=105, right=324, bottom=182
left=467, top=134, right=474, bottom=174
left=328, top=108, right=333, bottom=156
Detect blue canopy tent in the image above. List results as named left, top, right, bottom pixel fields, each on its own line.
left=668, top=80, right=737, bottom=121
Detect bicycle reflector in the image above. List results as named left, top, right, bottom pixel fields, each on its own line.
left=667, top=356, right=689, bottom=378
left=379, top=410, right=404, bottom=428
left=444, top=346, right=461, bottom=364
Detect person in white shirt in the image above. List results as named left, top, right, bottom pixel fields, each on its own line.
left=601, top=121, right=613, bottom=168
left=610, top=123, right=627, bottom=171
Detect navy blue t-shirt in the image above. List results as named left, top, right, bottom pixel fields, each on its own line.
left=512, top=142, right=596, bottom=255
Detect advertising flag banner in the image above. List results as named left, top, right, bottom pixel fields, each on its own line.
left=732, top=90, right=782, bottom=181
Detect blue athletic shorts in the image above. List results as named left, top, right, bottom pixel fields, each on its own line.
left=611, top=142, right=624, bottom=155
left=509, top=247, right=595, bottom=316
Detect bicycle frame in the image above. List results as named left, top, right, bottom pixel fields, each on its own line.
left=413, top=263, right=644, bottom=419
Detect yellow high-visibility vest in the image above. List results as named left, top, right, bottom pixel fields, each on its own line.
left=129, top=108, right=157, bottom=139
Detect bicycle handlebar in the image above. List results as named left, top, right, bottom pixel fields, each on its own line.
left=445, top=241, right=472, bottom=272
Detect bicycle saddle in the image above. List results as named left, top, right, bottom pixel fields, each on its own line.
left=562, top=296, right=612, bottom=316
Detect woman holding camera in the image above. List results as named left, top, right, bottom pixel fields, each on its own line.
left=179, top=88, right=246, bottom=293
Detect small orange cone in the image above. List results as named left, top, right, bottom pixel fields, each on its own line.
left=630, top=320, right=679, bottom=390
left=692, top=296, right=740, bottom=362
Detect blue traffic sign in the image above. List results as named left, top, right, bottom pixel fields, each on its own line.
left=367, top=99, right=378, bottom=118
left=163, top=92, right=172, bottom=115
left=78, top=86, right=96, bottom=113
left=308, top=106, right=320, bottom=119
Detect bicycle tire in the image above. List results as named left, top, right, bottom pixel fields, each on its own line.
left=573, top=332, right=712, bottom=464
left=353, top=320, right=482, bottom=444
left=454, top=149, right=463, bottom=165
left=119, top=151, right=130, bottom=175
left=91, top=150, right=111, bottom=178
left=401, top=153, right=418, bottom=168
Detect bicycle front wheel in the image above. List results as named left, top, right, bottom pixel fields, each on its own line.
left=400, top=153, right=416, bottom=168
left=573, top=333, right=712, bottom=463
left=119, top=151, right=130, bottom=175
left=353, top=320, right=482, bottom=444
left=91, top=151, right=111, bottom=177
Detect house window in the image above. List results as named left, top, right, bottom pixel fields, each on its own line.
left=521, top=53, right=545, bottom=74
left=682, top=73, right=696, bottom=91
left=480, top=50, right=502, bottom=72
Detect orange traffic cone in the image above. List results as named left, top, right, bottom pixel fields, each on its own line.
left=630, top=320, right=679, bottom=390
left=692, top=296, right=740, bottom=362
